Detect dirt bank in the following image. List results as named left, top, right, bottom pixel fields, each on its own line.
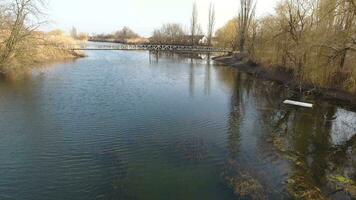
left=213, top=54, right=356, bottom=109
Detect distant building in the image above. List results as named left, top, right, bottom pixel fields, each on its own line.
left=199, top=36, right=208, bottom=45
left=148, top=35, right=209, bottom=46
left=180, top=35, right=208, bottom=46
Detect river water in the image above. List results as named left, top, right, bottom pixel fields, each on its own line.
left=0, top=50, right=355, bottom=200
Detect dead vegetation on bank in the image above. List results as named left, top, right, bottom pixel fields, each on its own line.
left=215, top=0, right=356, bottom=95
left=0, top=0, right=84, bottom=74
left=221, top=160, right=269, bottom=200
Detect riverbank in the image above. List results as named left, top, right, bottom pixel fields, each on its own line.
left=0, top=30, right=86, bottom=74
left=213, top=54, right=356, bottom=108
left=0, top=48, right=85, bottom=75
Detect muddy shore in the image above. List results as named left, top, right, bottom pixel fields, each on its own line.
left=213, top=54, right=356, bottom=109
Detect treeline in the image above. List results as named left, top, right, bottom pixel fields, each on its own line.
left=217, top=0, right=356, bottom=93
left=0, top=0, right=80, bottom=74
left=89, top=26, right=148, bottom=44
left=89, top=2, right=216, bottom=46
left=150, top=23, right=204, bottom=45
left=151, top=2, right=215, bottom=46
left=70, top=27, right=89, bottom=41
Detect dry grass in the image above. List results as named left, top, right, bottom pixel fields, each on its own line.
left=0, top=30, right=84, bottom=73
left=125, top=37, right=149, bottom=44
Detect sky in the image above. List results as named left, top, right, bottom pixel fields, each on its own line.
left=44, top=0, right=280, bottom=37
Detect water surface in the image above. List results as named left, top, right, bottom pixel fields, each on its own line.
left=0, top=50, right=355, bottom=199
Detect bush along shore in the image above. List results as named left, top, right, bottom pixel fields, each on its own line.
left=213, top=53, right=356, bottom=108
left=0, top=0, right=85, bottom=75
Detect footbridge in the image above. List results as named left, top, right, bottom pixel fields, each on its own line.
left=67, top=44, right=230, bottom=53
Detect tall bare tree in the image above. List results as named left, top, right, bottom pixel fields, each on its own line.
left=70, top=26, right=78, bottom=39
left=237, top=0, right=256, bottom=52
left=207, top=3, right=215, bottom=46
left=190, top=1, right=198, bottom=46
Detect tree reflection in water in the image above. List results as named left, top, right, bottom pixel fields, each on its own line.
left=215, top=66, right=356, bottom=199
left=148, top=52, right=356, bottom=199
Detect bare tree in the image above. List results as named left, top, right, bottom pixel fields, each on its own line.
left=347, top=0, right=356, bottom=14
left=115, top=26, right=139, bottom=40
left=151, top=23, right=186, bottom=45
left=190, top=1, right=198, bottom=46
left=216, top=0, right=356, bottom=93
left=237, top=0, right=256, bottom=52
left=0, top=0, right=45, bottom=70
left=335, top=0, right=356, bottom=69
left=0, top=3, right=7, bottom=29
left=215, top=18, right=239, bottom=49
left=207, top=3, right=215, bottom=46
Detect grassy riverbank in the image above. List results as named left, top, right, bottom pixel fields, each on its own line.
left=214, top=54, right=356, bottom=107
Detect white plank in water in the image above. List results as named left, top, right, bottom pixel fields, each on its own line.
left=283, top=100, right=313, bottom=108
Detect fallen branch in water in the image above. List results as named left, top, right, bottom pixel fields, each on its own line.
left=283, top=100, right=313, bottom=108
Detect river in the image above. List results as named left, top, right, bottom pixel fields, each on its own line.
left=0, top=49, right=355, bottom=199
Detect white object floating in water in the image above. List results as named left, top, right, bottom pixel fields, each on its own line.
left=283, top=100, right=313, bottom=108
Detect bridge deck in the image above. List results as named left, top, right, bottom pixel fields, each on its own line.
left=67, top=44, right=230, bottom=53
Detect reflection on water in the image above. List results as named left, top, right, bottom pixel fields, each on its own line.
left=0, top=50, right=355, bottom=200
left=219, top=70, right=356, bottom=199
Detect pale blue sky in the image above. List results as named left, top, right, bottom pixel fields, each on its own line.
left=44, top=0, right=279, bottom=37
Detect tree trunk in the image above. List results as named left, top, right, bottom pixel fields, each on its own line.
left=340, top=49, right=347, bottom=69
left=239, top=30, right=245, bottom=52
